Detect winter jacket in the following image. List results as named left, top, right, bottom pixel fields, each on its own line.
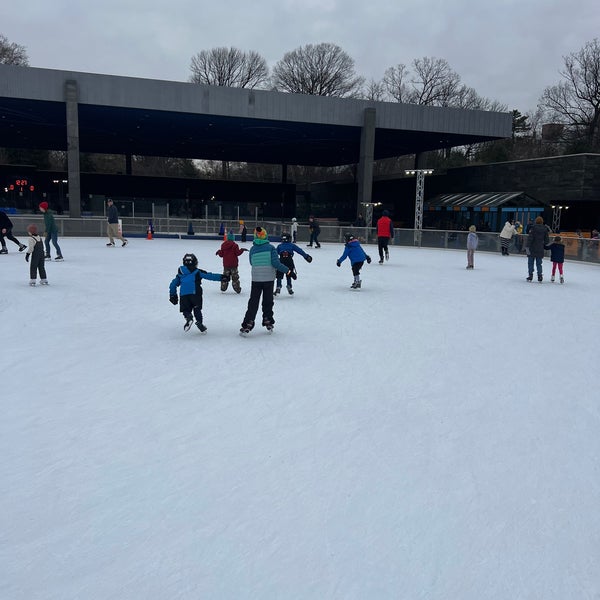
left=26, top=233, right=45, bottom=259
left=308, top=219, right=320, bottom=234
left=527, top=224, right=550, bottom=258
left=499, top=221, right=517, bottom=240
left=337, top=239, right=369, bottom=265
left=216, top=240, right=245, bottom=268
left=169, top=266, right=221, bottom=297
left=276, top=241, right=310, bottom=261
left=0, top=210, right=14, bottom=230
left=467, top=232, right=479, bottom=250
left=248, top=240, right=289, bottom=282
left=544, top=242, right=565, bottom=263
left=43, top=210, right=58, bottom=234
left=107, top=204, right=119, bottom=224
left=377, top=215, right=394, bottom=238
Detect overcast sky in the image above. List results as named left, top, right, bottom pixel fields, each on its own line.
left=2, top=0, right=598, bottom=113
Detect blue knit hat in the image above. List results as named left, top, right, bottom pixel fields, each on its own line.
left=227, top=231, right=235, bottom=241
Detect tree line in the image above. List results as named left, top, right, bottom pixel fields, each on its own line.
left=1, top=34, right=599, bottom=181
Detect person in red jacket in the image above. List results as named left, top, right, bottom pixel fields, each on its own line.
left=216, top=231, right=248, bottom=293
left=376, top=210, right=394, bottom=264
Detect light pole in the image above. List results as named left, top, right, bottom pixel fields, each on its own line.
left=405, top=169, right=433, bottom=246
left=551, top=205, right=568, bottom=232
left=360, top=201, right=382, bottom=228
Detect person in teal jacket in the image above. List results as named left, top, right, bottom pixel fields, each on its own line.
left=39, top=202, right=63, bottom=260
left=337, top=233, right=371, bottom=289
left=240, top=227, right=293, bottom=335
left=169, top=253, right=225, bottom=333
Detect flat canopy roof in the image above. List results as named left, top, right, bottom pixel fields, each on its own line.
left=428, top=192, right=549, bottom=208
left=0, top=65, right=512, bottom=167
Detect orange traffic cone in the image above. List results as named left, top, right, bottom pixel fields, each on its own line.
left=147, top=225, right=153, bottom=240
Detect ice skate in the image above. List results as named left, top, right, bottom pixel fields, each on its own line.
left=274, top=286, right=281, bottom=295
left=240, top=320, right=254, bottom=336
left=40, top=280, right=49, bottom=285
left=183, top=317, right=194, bottom=332
left=18, top=244, right=26, bottom=252
left=551, top=275, right=555, bottom=282
left=54, top=255, right=64, bottom=261
left=560, top=275, right=564, bottom=284
left=385, top=250, right=389, bottom=261
left=121, top=240, right=128, bottom=247
left=106, top=242, right=115, bottom=247
left=538, top=275, right=543, bottom=282
left=0, top=247, right=7, bottom=254
left=262, top=318, right=274, bottom=333
left=196, top=322, right=207, bottom=334
left=378, top=259, right=384, bottom=264
left=29, top=280, right=36, bottom=286
left=286, top=286, right=294, bottom=295
left=526, top=274, right=533, bottom=282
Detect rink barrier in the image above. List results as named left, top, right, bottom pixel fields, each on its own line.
left=5, top=215, right=600, bottom=265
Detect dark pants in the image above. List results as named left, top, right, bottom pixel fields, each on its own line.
left=351, top=261, right=364, bottom=276
left=276, top=256, right=295, bottom=288
left=29, top=246, right=47, bottom=280
left=309, top=230, right=320, bottom=247
left=180, top=292, right=204, bottom=324
left=377, top=236, right=390, bottom=260
left=44, top=231, right=62, bottom=257
left=0, top=227, right=22, bottom=248
left=243, top=281, right=275, bottom=327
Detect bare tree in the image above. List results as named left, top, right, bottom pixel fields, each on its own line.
left=363, top=78, right=386, bottom=101
left=539, top=38, right=600, bottom=151
left=381, top=64, right=411, bottom=102
left=189, top=47, right=269, bottom=88
left=0, top=34, right=29, bottom=65
left=272, top=43, right=364, bottom=97
left=410, top=57, right=462, bottom=106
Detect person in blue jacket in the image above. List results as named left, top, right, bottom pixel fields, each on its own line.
left=337, top=233, right=371, bottom=289
left=274, top=233, right=312, bottom=295
left=545, top=235, right=566, bottom=283
left=240, top=227, right=293, bottom=335
left=169, top=253, right=225, bottom=333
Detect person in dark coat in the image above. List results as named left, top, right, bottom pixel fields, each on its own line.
left=545, top=235, right=566, bottom=283
left=307, top=216, right=321, bottom=248
left=526, top=216, right=550, bottom=282
left=106, top=199, right=128, bottom=247
left=0, top=210, right=26, bottom=254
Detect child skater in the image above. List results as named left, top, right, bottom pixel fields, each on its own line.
left=336, top=233, right=371, bottom=289
left=240, top=227, right=293, bottom=335
left=274, top=233, right=312, bottom=295
left=25, top=224, right=48, bottom=285
left=216, top=231, right=248, bottom=293
left=169, top=253, right=226, bottom=333
left=466, top=225, right=478, bottom=269
left=545, top=235, right=566, bottom=283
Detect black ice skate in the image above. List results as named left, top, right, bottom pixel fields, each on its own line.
left=240, top=320, right=254, bottom=336
left=262, top=318, right=274, bottom=333
left=196, top=322, right=207, bottom=334
left=184, top=317, right=194, bottom=331
left=274, top=286, right=281, bottom=295
left=526, top=274, right=533, bottom=282
left=560, top=275, right=564, bottom=284
left=538, top=275, right=543, bottom=282
left=286, top=286, right=294, bottom=295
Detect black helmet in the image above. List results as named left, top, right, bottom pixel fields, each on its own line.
left=281, top=233, right=290, bottom=242
left=344, top=233, right=355, bottom=243
left=182, top=253, right=198, bottom=269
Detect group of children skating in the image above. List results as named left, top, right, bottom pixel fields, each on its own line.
left=466, top=216, right=566, bottom=283
left=169, top=226, right=373, bottom=336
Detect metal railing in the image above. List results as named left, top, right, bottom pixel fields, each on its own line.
left=7, top=215, right=600, bottom=265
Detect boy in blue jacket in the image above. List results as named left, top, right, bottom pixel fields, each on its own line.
left=240, top=227, right=293, bottom=335
left=169, top=253, right=225, bottom=333
left=337, top=233, right=371, bottom=289
left=275, top=233, right=312, bottom=295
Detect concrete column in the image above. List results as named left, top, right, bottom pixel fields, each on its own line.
left=357, top=108, right=376, bottom=217
left=65, top=80, right=81, bottom=218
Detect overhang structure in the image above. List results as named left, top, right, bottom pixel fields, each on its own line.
left=0, top=64, right=512, bottom=217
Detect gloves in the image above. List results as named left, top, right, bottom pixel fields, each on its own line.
left=366, top=256, right=372, bottom=264
left=336, top=261, right=341, bottom=267
left=215, top=251, right=219, bottom=256
left=221, top=274, right=230, bottom=283
left=288, top=270, right=297, bottom=280
left=304, top=254, right=313, bottom=263
left=169, top=294, right=178, bottom=305
left=25, top=253, right=30, bottom=262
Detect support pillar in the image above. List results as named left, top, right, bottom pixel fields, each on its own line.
left=65, top=80, right=81, bottom=218
left=357, top=108, right=376, bottom=219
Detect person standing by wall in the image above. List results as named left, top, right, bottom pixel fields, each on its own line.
left=466, top=225, right=478, bottom=269
left=39, top=202, right=63, bottom=261
left=526, top=216, right=549, bottom=282
left=106, top=199, right=128, bottom=247
left=376, top=210, right=394, bottom=263
left=499, top=218, right=517, bottom=255
left=0, top=210, right=26, bottom=254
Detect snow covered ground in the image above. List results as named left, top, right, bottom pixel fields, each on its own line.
left=1, top=236, right=599, bottom=600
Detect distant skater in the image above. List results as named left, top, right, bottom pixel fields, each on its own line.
left=25, top=224, right=48, bottom=286
left=216, top=231, right=248, bottom=293
left=274, top=233, right=312, bottom=295
left=545, top=235, right=566, bottom=283
left=336, top=233, right=371, bottom=289
left=376, top=210, right=394, bottom=263
left=466, top=225, right=478, bottom=269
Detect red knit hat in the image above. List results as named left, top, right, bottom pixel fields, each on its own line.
left=39, top=201, right=49, bottom=211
